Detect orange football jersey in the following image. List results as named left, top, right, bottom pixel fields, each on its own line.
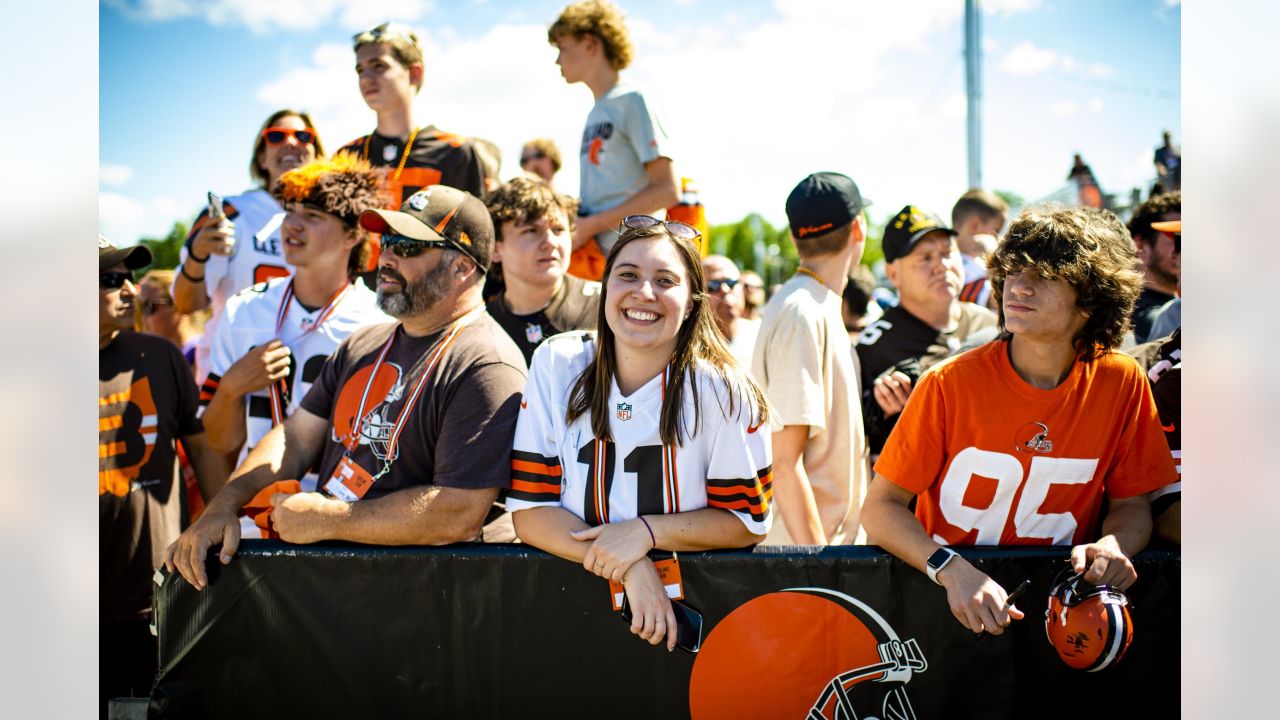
left=875, top=340, right=1177, bottom=546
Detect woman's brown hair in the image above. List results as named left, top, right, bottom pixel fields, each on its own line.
left=566, top=224, right=769, bottom=446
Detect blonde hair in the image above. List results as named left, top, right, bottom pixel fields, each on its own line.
left=548, top=0, right=634, bottom=71
left=353, top=22, right=425, bottom=92
left=523, top=138, right=563, bottom=174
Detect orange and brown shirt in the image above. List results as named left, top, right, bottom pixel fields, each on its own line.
left=100, top=331, right=202, bottom=620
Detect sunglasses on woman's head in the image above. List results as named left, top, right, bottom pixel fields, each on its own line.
left=380, top=233, right=449, bottom=259
left=140, top=299, right=175, bottom=316
left=620, top=215, right=702, bottom=243
left=262, top=127, right=317, bottom=146
left=100, top=271, right=134, bottom=289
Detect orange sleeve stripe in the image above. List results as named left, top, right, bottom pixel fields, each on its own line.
left=706, top=483, right=766, bottom=499
left=708, top=497, right=771, bottom=514
left=511, top=459, right=562, bottom=477
left=511, top=478, right=560, bottom=495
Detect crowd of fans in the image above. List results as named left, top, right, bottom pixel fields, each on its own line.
left=99, top=0, right=1182, bottom=711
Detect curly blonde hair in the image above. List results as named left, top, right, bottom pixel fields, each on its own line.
left=272, top=154, right=390, bottom=275
left=548, top=0, right=634, bottom=71
left=988, top=205, right=1143, bottom=361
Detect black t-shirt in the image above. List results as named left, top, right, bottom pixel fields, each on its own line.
left=855, top=302, right=997, bottom=453
left=339, top=125, right=486, bottom=204
left=100, top=331, right=202, bottom=621
left=300, top=312, right=527, bottom=500
left=1132, top=287, right=1176, bottom=344
left=1147, top=329, right=1181, bottom=513
left=487, top=275, right=601, bottom=366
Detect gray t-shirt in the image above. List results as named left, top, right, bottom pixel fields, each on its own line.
left=751, top=274, right=869, bottom=544
left=578, top=82, right=671, bottom=252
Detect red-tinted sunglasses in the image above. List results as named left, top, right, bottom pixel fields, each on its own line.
left=262, top=127, right=317, bottom=145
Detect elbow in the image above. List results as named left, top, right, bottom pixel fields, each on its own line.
left=660, top=181, right=680, bottom=209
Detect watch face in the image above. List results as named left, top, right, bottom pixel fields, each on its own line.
left=927, top=548, right=953, bottom=570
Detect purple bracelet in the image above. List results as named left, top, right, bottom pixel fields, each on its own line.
left=637, top=516, right=656, bottom=549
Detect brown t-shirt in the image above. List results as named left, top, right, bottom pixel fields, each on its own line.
left=301, top=312, right=527, bottom=499
left=100, top=331, right=202, bottom=621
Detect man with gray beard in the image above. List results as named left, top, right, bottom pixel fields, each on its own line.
left=167, top=186, right=527, bottom=590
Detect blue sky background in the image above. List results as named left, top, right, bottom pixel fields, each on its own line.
left=100, top=0, right=1180, bottom=244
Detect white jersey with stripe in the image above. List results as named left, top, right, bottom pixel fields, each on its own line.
left=201, top=277, right=391, bottom=490
left=174, top=188, right=293, bottom=382
left=507, top=332, right=774, bottom=535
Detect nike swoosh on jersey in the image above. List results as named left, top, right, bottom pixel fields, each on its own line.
left=521, top=399, right=528, bottom=409
left=747, top=421, right=762, bottom=434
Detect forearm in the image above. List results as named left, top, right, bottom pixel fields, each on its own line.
left=173, top=259, right=210, bottom=313
left=331, top=485, right=501, bottom=546
left=201, top=386, right=248, bottom=455
left=861, top=492, right=942, bottom=574
left=181, top=433, right=230, bottom=502
left=584, top=165, right=680, bottom=236
left=646, top=508, right=762, bottom=551
left=214, top=419, right=320, bottom=514
left=1099, top=499, right=1153, bottom=557
left=512, top=506, right=593, bottom=562
left=771, top=462, right=826, bottom=544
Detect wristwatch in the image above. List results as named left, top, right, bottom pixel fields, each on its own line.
left=925, top=547, right=959, bottom=585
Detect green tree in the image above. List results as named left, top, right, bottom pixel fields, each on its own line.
left=994, top=189, right=1025, bottom=212
left=137, top=221, right=190, bottom=275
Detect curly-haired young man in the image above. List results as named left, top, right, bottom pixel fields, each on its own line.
left=548, top=0, right=680, bottom=281
left=197, top=154, right=394, bottom=499
left=861, top=206, right=1178, bottom=637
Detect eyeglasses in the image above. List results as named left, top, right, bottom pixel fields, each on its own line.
left=520, top=151, right=545, bottom=165
left=707, top=278, right=739, bottom=293
left=100, top=271, right=135, bottom=289
left=620, top=215, right=703, bottom=243
left=262, top=127, right=317, bottom=146
left=352, top=23, right=420, bottom=46
left=380, top=233, right=449, bottom=259
left=140, top=299, right=175, bottom=316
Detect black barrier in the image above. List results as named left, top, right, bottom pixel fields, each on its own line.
left=152, top=543, right=1179, bottom=719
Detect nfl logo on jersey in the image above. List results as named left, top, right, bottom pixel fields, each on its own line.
left=616, top=402, right=632, bottom=421
left=525, top=323, right=543, bottom=344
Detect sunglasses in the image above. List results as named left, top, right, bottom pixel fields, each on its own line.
left=707, top=278, right=739, bottom=293
left=100, top=271, right=135, bottom=290
left=620, top=215, right=703, bottom=243
left=520, top=151, right=545, bottom=165
left=140, top=299, right=175, bottom=316
left=380, top=233, right=449, bottom=259
left=352, top=23, right=419, bottom=45
left=262, top=127, right=317, bottom=146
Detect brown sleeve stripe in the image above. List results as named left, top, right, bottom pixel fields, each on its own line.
left=512, top=458, right=562, bottom=477
left=198, top=373, right=221, bottom=405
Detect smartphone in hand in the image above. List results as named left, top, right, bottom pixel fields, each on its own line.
left=620, top=596, right=704, bottom=653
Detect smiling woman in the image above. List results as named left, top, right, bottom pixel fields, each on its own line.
left=508, top=216, right=775, bottom=652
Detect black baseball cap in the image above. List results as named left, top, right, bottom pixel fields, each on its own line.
left=99, top=235, right=152, bottom=271
left=785, top=172, right=872, bottom=240
left=359, top=186, right=495, bottom=272
left=881, top=205, right=957, bottom=263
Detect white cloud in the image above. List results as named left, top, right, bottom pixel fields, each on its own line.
left=999, top=41, right=1059, bottom=76
left=984, top=0, right=1039, bottom=13
left=100, top=192, right=191, bottom=245
left=1051, top=100, right=1079, bottom=117
left=1087, top=96, right=1105, bottom=113
left=1163, top=0, right=1180, bottom=6
left=1087, top=62, right=1115, bottom=78
left=106, top=0, right=433, bottom=33
left=100, top=163, right=133, bottom=187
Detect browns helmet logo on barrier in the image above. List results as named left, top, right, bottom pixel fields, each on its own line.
left=689, top=589, right=926, bottom=720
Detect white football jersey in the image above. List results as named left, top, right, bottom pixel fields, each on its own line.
left=508, top=332, right=773, bottom=535
left=200, top=277, right=392, bottom=491
left=174, top=188, right=294, bottom=382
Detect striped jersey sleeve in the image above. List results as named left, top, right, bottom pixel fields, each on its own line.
left=506, top=339, right=568, bottom=510
left=703, top=377, right=774, bottom=535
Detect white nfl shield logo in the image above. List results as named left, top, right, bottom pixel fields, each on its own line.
left=616, top=402, right=632, bottom=421
left=525, top=323, right=543, bottom=344
left=408, top=190, right=430, bottom=211
left=383, top=144, right=398, bottom=162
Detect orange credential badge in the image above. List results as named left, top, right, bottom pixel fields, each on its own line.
left=324, top=455, right=375, bottom=503
left=609, top=556, right=684, bottom=610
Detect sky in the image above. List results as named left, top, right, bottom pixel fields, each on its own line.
left=100, top=0, right=1180, bottom=245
